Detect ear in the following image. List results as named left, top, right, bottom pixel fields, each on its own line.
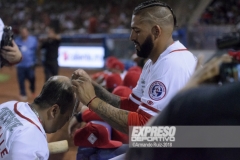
left=151, top=25, right=161, bottom=39
left=48, top=104, right=60, bottom=119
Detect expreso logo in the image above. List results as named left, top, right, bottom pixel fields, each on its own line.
left=131, top=126, right=176, bottom=142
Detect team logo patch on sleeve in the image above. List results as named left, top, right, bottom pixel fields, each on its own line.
left=148, top=81, right=166, bottom=101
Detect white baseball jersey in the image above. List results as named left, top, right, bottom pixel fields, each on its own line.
left=130, top=41, right=197, bottom=117
left=0, top=101, right=49, bottom=160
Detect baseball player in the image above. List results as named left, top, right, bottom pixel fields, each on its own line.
left=0, top=76, right=78, bottom=159
left=126, top=54, right=233, bottom=160
left=70, top=0, right=197, bottom=134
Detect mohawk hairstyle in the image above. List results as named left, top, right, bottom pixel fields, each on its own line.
left=133, top=0, right=177, bottom=27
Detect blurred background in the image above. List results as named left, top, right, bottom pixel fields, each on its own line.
left=1, top=0, right=239, bottom=63
left=1, top=0, right=239, bottom=159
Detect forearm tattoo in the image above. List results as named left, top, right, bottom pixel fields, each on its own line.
left=95, top=100, right=129, bottom=134
left=93, top=81, right=121, bottom=108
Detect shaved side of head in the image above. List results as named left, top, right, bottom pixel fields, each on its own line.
left=134, top=6, right=174, bottom=34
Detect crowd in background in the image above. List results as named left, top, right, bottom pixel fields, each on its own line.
left=3, top=0, right=240, bottom=38
left=200, top=0, right=240, bottom=25
left=1, top=0, right=136, bottom=36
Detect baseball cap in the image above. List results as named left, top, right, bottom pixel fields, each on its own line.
left=106, top=56, right=118, bottom=69
left=74, top=122, right=122, bottom=148
left=91, top=71, right=109, bottom=81
left=106, top=73, right=122, bottom=90
left=123, top=71, right=141, bottom=89
left=112, top=86, right=132, bottom=97
left=108, top=60, right=125, bottom=72
left=128, top=66, right=142, bottom=73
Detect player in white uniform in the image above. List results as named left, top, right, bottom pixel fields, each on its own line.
left=68, top=0, right=197, bottom=135
left=0, top=76, right=78, bottom=159
left=130, top=40, right=196, bottom=117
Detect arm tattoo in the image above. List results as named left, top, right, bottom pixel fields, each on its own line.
left=93, top=81, right=121, bottom=108
left=95, top=100, right=129, bottom=134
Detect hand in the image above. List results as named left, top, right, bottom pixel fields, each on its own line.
left=68, top=105, right=88, bottom=138
left=71, top=69, right=92, bottom=82
left=182, top=54, right=232, bottom=91
left=68, top=116, right=79, bottom=138
left=72, top=76, right=96, bottom=106
left=1, top=40, right=22, bottom=64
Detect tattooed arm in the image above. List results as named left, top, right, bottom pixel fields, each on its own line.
left=72, top=76, right=129, bottom=134
left=92, top=81, right=121, bottom=108
left=90, top=97, right=129, bottom=134
left=71, top=69, right=121, bottom=108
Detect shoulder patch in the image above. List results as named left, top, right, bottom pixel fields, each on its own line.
left=148, top=81, right=166, bottom=101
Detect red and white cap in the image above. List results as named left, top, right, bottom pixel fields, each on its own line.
left=106, top=73, right=122, bottom=90
left=128, top=66, right=142, bottom=73
left=108, top=60, right=125, bottom=72
left=112, top=86, right=132, bottom=97
left=123, top=71, right=141, bottom=89
left=105, top=56, right=118, bottom=69
left=74, top=122, right=122, bottom=148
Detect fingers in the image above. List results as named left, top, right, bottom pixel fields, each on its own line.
left=1, top=49, right=14, bottom=60
left=68, top=117, right=76, bottom=138
left=2, top=40, right=18, bottom=50
left=12, top=40, right=17, bottom=47
left=67, top=125, right=71, bottom=137
left=196, top=54, right=232, bottom=82
left=72, top=76, right=90, bottom=85
left=72, top=69, right=92, bottom=82
left=195, top=54, right=204, bottom=71
left=2, top=45, right=15, bottom=52
left=72, top=69, right=85, bottom=79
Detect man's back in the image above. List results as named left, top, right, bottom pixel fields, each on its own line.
left=0, top=101, right=48, bottom=159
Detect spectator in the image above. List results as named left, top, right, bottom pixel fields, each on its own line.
left=15, top=26, right=38, bottom=101
left=40, top=20, right=61, bottom=82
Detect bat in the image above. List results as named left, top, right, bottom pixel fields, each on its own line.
left=48, top=140, right=69, bottom=154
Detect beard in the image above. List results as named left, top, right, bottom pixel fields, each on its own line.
left=135, top=35, right=154, bottom=59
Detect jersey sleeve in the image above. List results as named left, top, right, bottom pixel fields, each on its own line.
left=127, top=111, right=150, bottom=126
left=142, top=55, right=195, bottom=112
left=120, top=97, right=139, bottom=112
left=8, top=127, right=49, bottom=160
left=82, top=109, right=104, bottom=122
left=82, top=97, right=139, bottom=122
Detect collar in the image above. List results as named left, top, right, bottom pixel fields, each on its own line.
left=159, top=40, right=187, bottom=59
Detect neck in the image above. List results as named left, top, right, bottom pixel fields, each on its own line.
left=29, top=103, right=44, bottom=125
left=150, top=37, right=174, bottom=63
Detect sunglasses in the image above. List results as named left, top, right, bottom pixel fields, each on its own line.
left=134, top=1, right=177, bottom=27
